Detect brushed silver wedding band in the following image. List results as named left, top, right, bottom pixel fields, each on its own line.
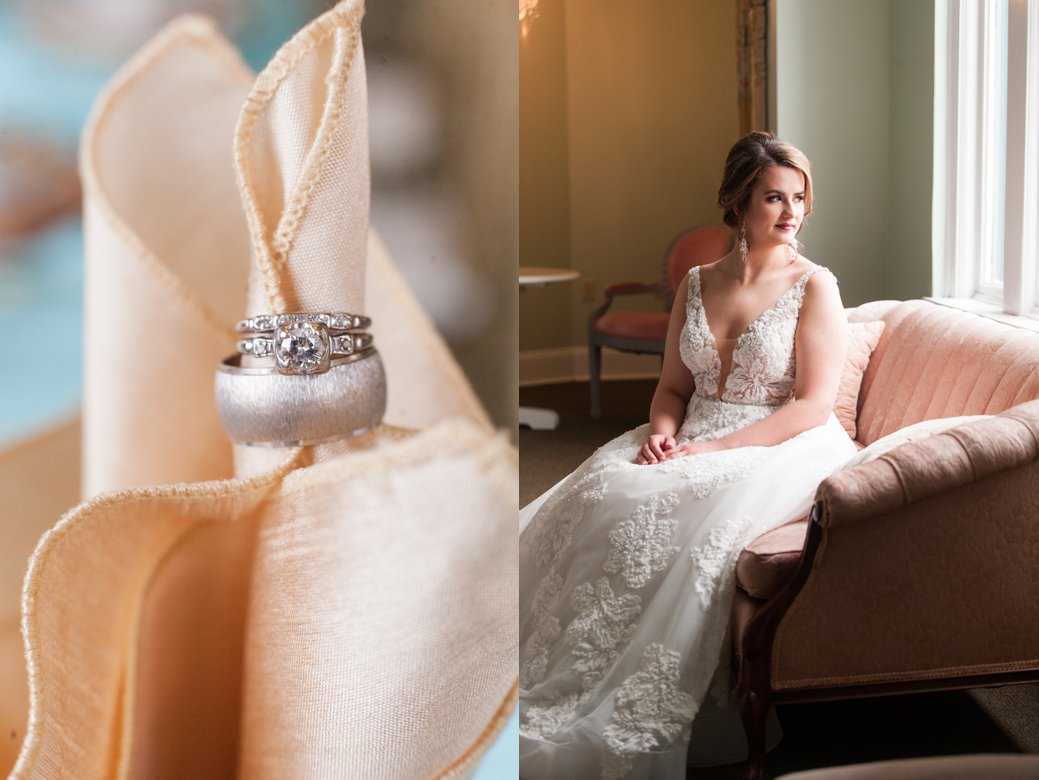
left=215, top=348, right=387, bottom=447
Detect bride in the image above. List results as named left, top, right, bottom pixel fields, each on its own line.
left=518, top=132, right=857, bottom=779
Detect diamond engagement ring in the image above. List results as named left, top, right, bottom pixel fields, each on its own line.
left=233, top=313, right=375, bottom=375
left=237, top=330, right=374, bottom=375
left=235, top=312, right=372, bottom=333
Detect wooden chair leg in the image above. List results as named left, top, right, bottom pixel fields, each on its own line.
left=589, top=343, right=603, bottom=420
left=740, top=685, right=770, bottom=780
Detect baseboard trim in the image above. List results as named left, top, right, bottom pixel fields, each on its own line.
left=519, top=347, right=661, bottom=387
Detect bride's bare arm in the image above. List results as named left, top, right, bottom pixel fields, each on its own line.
left=665, top=270, right=846, bottom=458
left=636, top=276, right=696, bottom=464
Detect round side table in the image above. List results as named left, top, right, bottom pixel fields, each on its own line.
left=519, top=266, right=580, bottom=431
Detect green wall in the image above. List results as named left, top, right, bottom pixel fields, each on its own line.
left=775, top=0, right=933, bottom=306
left=888, top=0, right=934, bottom=300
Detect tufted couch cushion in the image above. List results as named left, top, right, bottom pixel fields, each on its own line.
left=852, top=300, right=1039, bottom=445
left=735, top=300, right=1039, bottom=600
left=834, top=320, right=885, bottom=439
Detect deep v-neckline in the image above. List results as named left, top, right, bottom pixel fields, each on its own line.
left=693, top=265, right=813, bottom=397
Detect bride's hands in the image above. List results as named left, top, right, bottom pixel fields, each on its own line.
left=634, top=434, right=675, bottom=465
left=635, top=437, right=726, bottom=464
left=661, top=439, right=724, bottom=460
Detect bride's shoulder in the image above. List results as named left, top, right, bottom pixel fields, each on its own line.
left=690, top=259, right=727, bottom=285
left=796, top=257, right=837, bottom=286
left=689, top=258, right=725, bottom=275
left=798, top=259, right=843, bottom=309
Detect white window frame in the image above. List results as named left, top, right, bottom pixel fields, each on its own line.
left=933, top=0, right=1039, bottom=327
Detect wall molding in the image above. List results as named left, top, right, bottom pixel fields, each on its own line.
left=519, top=347, right=661, bottom=386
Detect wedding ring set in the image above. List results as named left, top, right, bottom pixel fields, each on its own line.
left=216, top=311, right=386, bottom=447
left=234, top=311, right=374, bottom=376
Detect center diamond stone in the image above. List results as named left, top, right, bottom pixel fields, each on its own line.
left=275, top=321, right=330, bottom=374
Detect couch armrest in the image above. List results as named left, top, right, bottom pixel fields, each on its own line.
left=816, top=401, right=1039, bottom=528
left=769, top=399, right=1039, bottom=690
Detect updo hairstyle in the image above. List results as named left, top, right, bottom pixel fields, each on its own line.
left=717, top=131, right=813, bottom=229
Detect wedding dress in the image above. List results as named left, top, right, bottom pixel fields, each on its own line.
left=519, top=264, right=856, bottom=779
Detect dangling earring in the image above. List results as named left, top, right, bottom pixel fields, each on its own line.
left=738, top=223, right=748, bottom=263
left=788, top=239, right=798, bottom=263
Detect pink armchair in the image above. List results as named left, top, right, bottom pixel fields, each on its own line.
left=587, top=226, right=730, bottom=419
left=732, top=299, right=1039, bottom=779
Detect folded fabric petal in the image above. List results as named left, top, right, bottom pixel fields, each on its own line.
left=80, top=14, right=252, bottom=497
left=12, top=420, right=516, bottom=780
left=234, top=2, right=367, bottom=317
left=0, top=419, right=80, bottom=775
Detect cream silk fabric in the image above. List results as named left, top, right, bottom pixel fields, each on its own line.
left=1, top=3, right=516, bottom=778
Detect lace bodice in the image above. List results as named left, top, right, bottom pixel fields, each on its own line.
left=679, top=265, right=826, bottom=407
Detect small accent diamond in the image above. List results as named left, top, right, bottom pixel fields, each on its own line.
left=334, top=335, right=355, bottom=354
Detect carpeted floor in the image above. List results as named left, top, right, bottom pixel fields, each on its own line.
left=519, top=379, right=654, bottom=506
left=519, top=379, right=1039, bottom=779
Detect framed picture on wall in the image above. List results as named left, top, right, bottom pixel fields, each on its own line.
left=737, top=0, right=774, bottom=133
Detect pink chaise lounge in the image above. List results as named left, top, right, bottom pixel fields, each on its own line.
left=732, top=299, right=1039, bottom=779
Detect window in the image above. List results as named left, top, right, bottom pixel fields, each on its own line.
left=933, top=0, right=1039, bottom=321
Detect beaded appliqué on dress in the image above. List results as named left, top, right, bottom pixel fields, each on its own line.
left=521, top=567, right=566, bottom=687
left=678, top=269, right=721, bottom=398
left=674, top=395, right=772, bottom=444
left=525, top=461, right=608, bottom=569
left=689, top=514, right=758, bottom=610
left=601, top=643, right=697, bottom=780
left=530, top=568, right=563, bottom=622
left=521, top=613, right=561, bottom=688
left=680, top=265, right=825, bottom=406
left=520, top=691, right=590, bottom=740
left=604, top=493, right=680, bottom=589
left=653, top=442, right=766, bottom=499
left=565, top=577, right=643, bottom=690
